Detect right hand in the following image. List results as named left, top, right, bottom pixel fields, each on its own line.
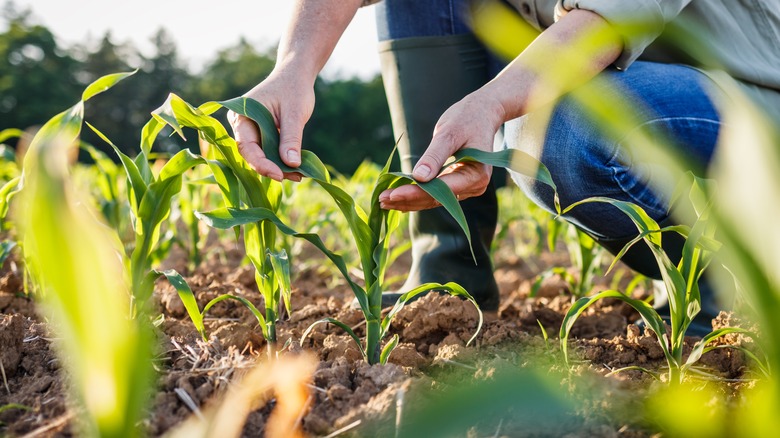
left=227, top=71, right=315, bottom=182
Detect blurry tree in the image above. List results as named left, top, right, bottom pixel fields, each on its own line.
left=1, top=3, right=392, bottom=174
left=186, top=38, right=275, bottom=102
left=306, top=75, right=394, bottom=174
left=77, top=29, right=192, bottom=157
left=0, top=2, right=80, bottom=138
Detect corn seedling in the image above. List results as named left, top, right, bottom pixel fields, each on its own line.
left=531, top=223, right=604, bottom=299
left=0, top=130, right=23, bottom=231
left=216, top=98, right=558, bottom=364
left=76, top=142, right=129, bottom=236
left=176, top=166, right=213, bottom=271
left=16, top=72, right=155, bottom=438
left=146, top=95, right=328, bottom=355
left=559, top=176, right=759, bottom=383
left=87, top=97, right=206, bottom=316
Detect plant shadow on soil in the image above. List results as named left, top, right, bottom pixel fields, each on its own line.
left=0, top=238, right=756, bottom=437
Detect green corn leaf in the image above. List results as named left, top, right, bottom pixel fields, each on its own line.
left=184, top=175, right=217, bottom=185
left=202, top=294, right=268, bottom=338
left=196, top=207, right=366, bottom=304
left=158, top=148, right=205, bottom=181
left=219, top=97, right=331, bottom=182
left=0, top=176, right=21, bottom=221
left=530, top=267, right=573, bottom=298
left=85, top=122, right=147, bottom=212
left=220, top=97, right=379, bottom=280
left=0, top=404, right=32, bottom=415
left=17, top=71, right=153, bottom=437
left=368, top=173, right=408, bottom=285
left=81, top=70, right=136, bottom=102
left=152, top=94, right=273, bottom=210
left=683, top=327, right=755, bottom=369
left=647, top=242, right=689, bottom=350
left=139, top=116, right=166, bottom=158
left=268, top=249, right=292, bottom=316
left=301, top=317, right=367, bottom=361
left=451, top=147, right=557, bottom=192
left=0, top=240, right=16, bottom=267
left=136, top=177, right=181, bottom=242
left=606, top=366, right=662, bottom=381
left=380, top=334, right=400, bottom=365
left=560, top=290, right=672, bottom=367
left=133, top=152, right=153, bottom=187
left=702, top=344, right=771, bottom=378
left=0, top=128, right=23, bottom=144
left=562, top=197, right=662, bottom=246
left=157, top=269, right=206, bottom=340
left=206, top=159, right=240, bottom=208
left=387, top=171, right=475, bottom=262
left=381, top=282, right=483, bottom=346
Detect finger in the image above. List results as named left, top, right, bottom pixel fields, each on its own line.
left=412, top=130, right=459, bottom=182
left=381, top=162, right=490, bottom=211
left=278, top=110, right=305, bottom=168
left=379, top=185, right=438, bottom=212
left=283, top=171, right=304, bottom=182
left=231, top=113, right=284, bottom=181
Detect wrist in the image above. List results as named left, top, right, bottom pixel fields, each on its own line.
left=269, top=59, right=318, bottom=90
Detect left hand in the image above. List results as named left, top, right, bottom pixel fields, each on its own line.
left=379, top=91, right=506, bottom=211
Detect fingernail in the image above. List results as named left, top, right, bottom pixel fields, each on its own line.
left=413, top=164, right=431, bottom=179
left=287, top=150, right=300, bottom=165
left=389, top=191, right=406, bottom=201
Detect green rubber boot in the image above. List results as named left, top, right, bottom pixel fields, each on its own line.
left=376, top=34, right=500, bottom=311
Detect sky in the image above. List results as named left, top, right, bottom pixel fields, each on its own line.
left=11, top=0, right=381, bottom=79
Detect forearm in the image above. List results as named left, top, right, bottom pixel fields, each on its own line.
left=275, top=0, right=363, bottom=84
left=482, top=9, right=624, bottom=122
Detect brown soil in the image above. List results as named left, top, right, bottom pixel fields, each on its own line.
left=0, top=240, right=758, bottom=437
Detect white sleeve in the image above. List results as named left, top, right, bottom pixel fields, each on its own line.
left=556, top=0, right=693, bottom=70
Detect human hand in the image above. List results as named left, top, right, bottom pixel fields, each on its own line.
left=378, top=91, right=506, bottom=211
left=227, top=71, right=315, bottom=182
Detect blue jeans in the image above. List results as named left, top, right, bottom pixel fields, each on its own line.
left=377, top=1, right=721, bottom=268
left=505, top=61, right=721, bottom=241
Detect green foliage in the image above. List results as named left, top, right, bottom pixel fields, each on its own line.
left=1, top=8, right=393, bottom=176
left=16, top=72, right=154, bottom=438
left=91, top=116, right=204, bottom=315
left=531, top=225, right=604, bottom=299
left=558, top=177, right=762, bottom=383
left=0, top=8, right=81, bottom=135
left=147, top=94, right=305, bottom=354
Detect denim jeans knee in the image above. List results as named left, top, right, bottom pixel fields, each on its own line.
left=504, top=62, right=721, bottom=240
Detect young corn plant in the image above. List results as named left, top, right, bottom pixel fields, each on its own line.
left=531, top=222, right=604, bottom=299
left=76, top=142, right=129, bottom=237
left=213, top=98, right=559, bottom=364
left=559, top=175, right=757, bottom=383
left=146, top=94, right=324, bottom=355
left=0, top=129, right=23, bottom=231
left=177, top=167, right=212, bottom=271
left=16, top=72, right=154, bottom=438
left=88, top=108, right=205, bottom=316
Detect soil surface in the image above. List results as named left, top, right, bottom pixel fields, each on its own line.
left=0, top=239, right=757, bottom=437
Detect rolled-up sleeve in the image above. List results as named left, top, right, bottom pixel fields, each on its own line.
left=505, top=0, right=558, bottom=30
left=556, top=0, right=692, bottom=70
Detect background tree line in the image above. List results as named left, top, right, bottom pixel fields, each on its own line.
left=0, top=3, right=394, bottom=174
